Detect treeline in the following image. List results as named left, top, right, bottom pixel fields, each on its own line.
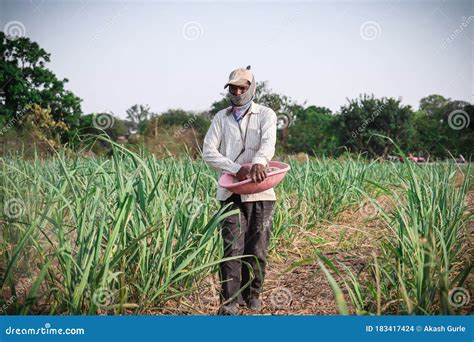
left=134, top=87, right=473, bottom=159
left=1, top=32, right=472, bottom=159
left=285, top=93, right=473, bottom=159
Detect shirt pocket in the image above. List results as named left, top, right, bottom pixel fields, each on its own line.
left=245, top=128, right=261, bottom=151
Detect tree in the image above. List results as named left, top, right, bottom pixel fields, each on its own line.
left=287, top=106, right=340, bottom=156
left=456, top=104, right=474, bottom=158
left=126, top=104, right=151, bottom=133
left=144, top=109, right=210, bottom=138
left=419, top=94, right=450, bottom=117
left=339, top=94, right=415, bottom=157
left=78, top=112, right=128, bottom=140
left=72, top=113, right=128, bottom=154
left=414, top=95, right=473, bottom=158
left=143, top=109, right=211, bottom=158
left=20, top=104, right=69, bottom=148
left=0, top=32, right=82, bottom=140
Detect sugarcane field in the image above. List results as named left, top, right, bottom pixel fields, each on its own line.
left=0, top=2, right=473, bottom=341
left=1, top=148, right=473, bottom=315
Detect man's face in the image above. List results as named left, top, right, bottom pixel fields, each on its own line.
left=229, top=82, right=250, bottom=96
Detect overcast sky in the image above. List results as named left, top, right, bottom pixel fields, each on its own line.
left=1, top=0, right=472, bottom=118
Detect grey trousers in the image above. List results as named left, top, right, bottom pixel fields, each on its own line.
left=219, top=193, right=276, bottom=304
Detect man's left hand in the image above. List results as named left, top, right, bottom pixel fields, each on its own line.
left=249, top=163, right=267, bottom=183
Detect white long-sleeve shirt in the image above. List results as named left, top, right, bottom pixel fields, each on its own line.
left=202, top=101, right=277, bottom=202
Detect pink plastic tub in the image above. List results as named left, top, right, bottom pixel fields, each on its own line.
left=218, top=161, right=290, bottom=195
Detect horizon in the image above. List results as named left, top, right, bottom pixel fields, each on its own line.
left=1, top=0, right=472, bottom=119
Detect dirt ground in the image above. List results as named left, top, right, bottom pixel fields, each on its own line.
left=152, top=196, right=397, bottom=315
left=153, top=188, right=473, bottom=316
left=4, top=183, right=472, bottom=316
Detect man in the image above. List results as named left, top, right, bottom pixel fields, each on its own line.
left=202, top=66, right=277, bottom=315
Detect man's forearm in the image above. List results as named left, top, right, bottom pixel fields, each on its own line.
left=203, top=148, right=242, bottom=174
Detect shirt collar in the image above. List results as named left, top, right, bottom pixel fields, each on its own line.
left=248, top=101, right=258, bottom=114
left=226, top=101, right=258, bottom=115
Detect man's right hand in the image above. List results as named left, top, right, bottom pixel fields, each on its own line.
left=235, top=165, right=250, bottom=181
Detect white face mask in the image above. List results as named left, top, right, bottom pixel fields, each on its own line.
left=229, top=75, right=256, bottom=107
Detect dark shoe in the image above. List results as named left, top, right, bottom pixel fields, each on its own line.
left=247, top=298, right=262, bottom=311
left=218, top=303, right=239, bottom=315
left=237, top=294, right=246, bottom=307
